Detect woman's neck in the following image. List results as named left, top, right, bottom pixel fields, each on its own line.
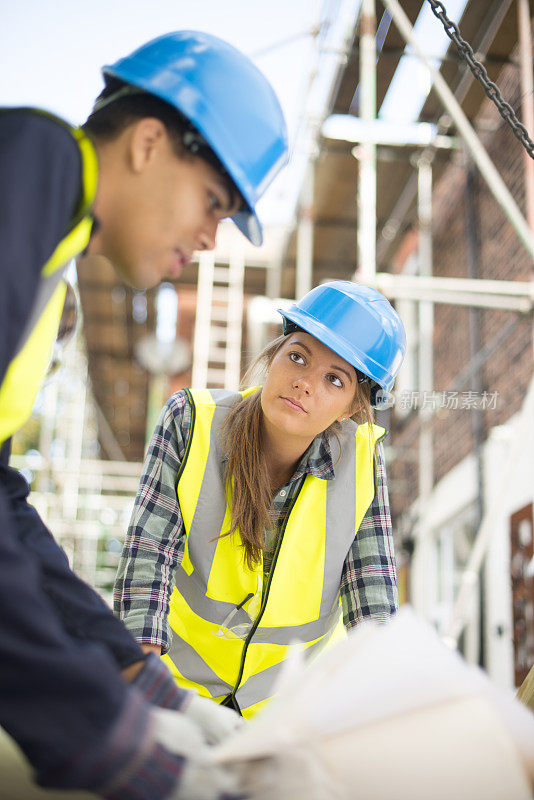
left=261, top=416, right=313, bottom=493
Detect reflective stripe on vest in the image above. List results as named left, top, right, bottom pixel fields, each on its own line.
left=0, top=114, right=98, bottom=446
left=165, top=387, right=384, bottom=718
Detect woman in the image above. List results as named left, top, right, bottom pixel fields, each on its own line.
left=114, top=280, right=406, bottom=719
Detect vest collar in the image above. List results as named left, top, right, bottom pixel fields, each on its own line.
left=291, top=431, right=335, bottom=482
left=220, top=429, right=336, bottom=481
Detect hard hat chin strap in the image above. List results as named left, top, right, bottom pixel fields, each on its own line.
left=282, top=319, right=301, bottom=336
left=91, top=84, right=146, bottom=113
left=91, top=84, right=212, bottom=156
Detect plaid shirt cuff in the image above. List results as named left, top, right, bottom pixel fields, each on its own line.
left=120, top=611, right=171, bottom=654
left=132, top=652, right=189, bottom=711
left=42, top=688, right=185, bottom=800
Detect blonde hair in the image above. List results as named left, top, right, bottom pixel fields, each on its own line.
left=220, top=334, right=375, bottom=569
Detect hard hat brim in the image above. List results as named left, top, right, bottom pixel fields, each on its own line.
left=232, top=208, right=263, bottom=247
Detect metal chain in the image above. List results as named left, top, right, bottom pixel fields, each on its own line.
left=426, top=0, right=534, bottom=159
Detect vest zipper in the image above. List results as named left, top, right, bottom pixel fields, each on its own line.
left=228, top=481, right=304, bottom=710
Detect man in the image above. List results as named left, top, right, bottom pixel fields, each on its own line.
left=0, top=30, right=288, bottom=800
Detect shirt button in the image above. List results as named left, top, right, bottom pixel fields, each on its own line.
left=279, top=490, right=286, bottom=497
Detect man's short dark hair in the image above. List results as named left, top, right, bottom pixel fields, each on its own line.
left=83, top=78, right=200, bottom=156
left=83, top=78, right=242, bottom=208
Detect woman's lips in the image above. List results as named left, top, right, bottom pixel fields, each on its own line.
left=280, top=396, right=307, bottom=413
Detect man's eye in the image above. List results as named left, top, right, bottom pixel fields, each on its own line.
left=208, top=192, right=222, bottom=211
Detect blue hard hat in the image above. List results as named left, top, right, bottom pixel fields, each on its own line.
left=103, top=30, right=289, bottom=246
left=278, top=281, right=406, bottom=407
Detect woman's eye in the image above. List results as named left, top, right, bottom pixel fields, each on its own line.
left=328, top=374, right=343, bottom=388
left=289, top=351, right=305, bottom=365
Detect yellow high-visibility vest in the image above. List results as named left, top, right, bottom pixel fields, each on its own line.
left=0, top=111, right=98, bottom=446
left=162, top=387, right=384, bottom=718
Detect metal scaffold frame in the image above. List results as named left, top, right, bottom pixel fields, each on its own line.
left=350, top=0, right=534, bottom=649
left=283, top=0, right=533, bottom=653
left=12, top=327, right=143, bottom=601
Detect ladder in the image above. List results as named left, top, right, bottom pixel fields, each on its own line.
left=191, top=246, right=245, bottom=390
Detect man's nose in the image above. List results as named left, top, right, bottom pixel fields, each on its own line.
left=197, top=219, right=218, bottom=251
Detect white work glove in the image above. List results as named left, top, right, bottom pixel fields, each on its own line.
left=182, top=694, right=247, bottom=745
left=172, top=757, right=243, bottom=800
left=151, top=706, right=207, bottom=758
left=151, top=707, right=243, bottom=800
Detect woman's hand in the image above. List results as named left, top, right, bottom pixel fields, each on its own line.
left=142, top=643, right=163, bottom=656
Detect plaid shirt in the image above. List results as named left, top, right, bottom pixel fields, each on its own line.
left=114, top=390, right=398, bottom=653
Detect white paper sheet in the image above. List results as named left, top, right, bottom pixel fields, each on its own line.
left=214, top=607, right=534, bottom=800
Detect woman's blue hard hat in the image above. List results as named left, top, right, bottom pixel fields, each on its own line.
left=102, top=30, right=289, bottom=246
left=278, top=281, right=406, bottom=407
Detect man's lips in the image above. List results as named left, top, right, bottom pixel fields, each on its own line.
left=169, top=248, right=192, bottom=278
left=280, top=396, right=307, bottom=413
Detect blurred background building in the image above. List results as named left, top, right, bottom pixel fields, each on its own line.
left=5, top=0, right=534, bottom=694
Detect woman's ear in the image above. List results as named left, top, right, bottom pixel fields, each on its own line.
left=337, top=400, right=362, bottom=423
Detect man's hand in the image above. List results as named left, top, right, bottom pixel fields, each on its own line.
left=121, top=659, right=146, bottom=682
left=127, top=652, right=189, bottom=710
left=182, top=694, right=247, bottom=745
left=151, top=708, right=242, bottom=800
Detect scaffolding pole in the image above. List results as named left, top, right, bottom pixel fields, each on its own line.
left=417, top=156, right=434, bottom=505
left=372, top=272, right=534, bottom=312
left=517, top=0, right=534, bottom=363
left=381, top=0, right=534, bottom=262
left=296, top=162, right=315, bottom=299
left=518, top=0, right=534, bottom=235
left=410, top=155, right=435, bottom=617
left=376, top=0, right=513, bottom=265
left=355, top=0, right=377, bottom=280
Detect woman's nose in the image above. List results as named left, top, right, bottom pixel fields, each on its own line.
left=292, top=377, right=311, bottom=395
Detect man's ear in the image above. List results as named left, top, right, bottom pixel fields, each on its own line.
left=129, top=118, right=167, bottom=173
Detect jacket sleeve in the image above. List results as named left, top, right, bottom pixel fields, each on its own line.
left=340, top=441, right=398, bottom=628
left=0, top=478, right=189, bottom=798
left=0, top=113, right=189, bottom=797
left=0, top=110, right=81, bottom=393
left=0, top=109, right=151, bottom=670
left=114, top=390, right=192, bottom=653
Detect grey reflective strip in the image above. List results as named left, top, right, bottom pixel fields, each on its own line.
left=235, top=659, right=283, bottom=710
left=176, top=567, right=340, bottom=643
left=185, top=388, right=258, bottom=585
left=185, top=401, right=228, bottom=579
left=235, top=623, right=339, bottom=710
left=175, top=570, right=252, bottom=628
left=253, top=606, right=340, bottom=644
left=320, top=424, right=358, bottom=616
left=168, top=631, right=233, bottom=697
left=207, top=387, right=243, bottom=407
left=14, top=267, right=66, bottom=358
